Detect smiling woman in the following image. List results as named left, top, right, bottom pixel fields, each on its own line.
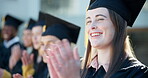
left=86, top=8, right=115, bottom=49
left=80, top=0, right=148, bottom=77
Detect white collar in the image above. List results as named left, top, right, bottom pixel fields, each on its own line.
left=3, top=36, right=20, bottom=48
left=27, top=47, right=33, bottom=54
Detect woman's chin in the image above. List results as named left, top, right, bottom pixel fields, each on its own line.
left=91, top=44, right=99, bottom=48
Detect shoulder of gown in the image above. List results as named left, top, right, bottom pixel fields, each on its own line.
left=111, top=57, right=148, bottom=78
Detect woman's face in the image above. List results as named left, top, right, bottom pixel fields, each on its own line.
left=32, top=26, right=43, bottom=50
left=22, top=29, right=32, bottom=47
left=86, top=8, right=115, bottom=49
left=40, top=35, right=60, bottom=63
left=2, top=26, right=16, bottom=41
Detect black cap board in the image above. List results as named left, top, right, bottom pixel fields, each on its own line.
left=3, top=14, right=23, bottom=30
left=26, top=18, right=36, bottom=30
left=88, top=0, right=146, bottom=27
left=42, top=13, right=81, bottom=43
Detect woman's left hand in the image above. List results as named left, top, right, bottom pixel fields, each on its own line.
left=46, top=39, right=81, bottom=78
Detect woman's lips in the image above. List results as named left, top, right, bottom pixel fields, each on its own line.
left=90, top=32, right=103, bottom=37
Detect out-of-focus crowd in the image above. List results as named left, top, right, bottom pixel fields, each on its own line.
left=0, top=11, right=80, bottom=78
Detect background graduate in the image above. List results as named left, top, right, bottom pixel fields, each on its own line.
left=13, top=12, right=81, bottom=78
left=0, top=15, right=23, bottom=75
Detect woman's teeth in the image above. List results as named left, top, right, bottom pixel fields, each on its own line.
left=91, top=32, right=103, bottom=37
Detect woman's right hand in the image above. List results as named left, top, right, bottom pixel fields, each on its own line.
left=46, top=39, right=81, bottom=78
left=21, top=50, right=34, bottom=66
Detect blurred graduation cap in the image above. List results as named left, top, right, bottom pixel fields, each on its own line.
left=34, top=12, right=46, bottom=27
left=26, top=18, right=36, bottom=30
left=2, top=14, right=23, bottom=30
left=42, top=13, right=81, bottom=44
left=88, top=0, right=146, bottom=27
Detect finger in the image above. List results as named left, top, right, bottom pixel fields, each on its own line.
left=21, top=57, right=26, bottom=65
left=52, top=45, right=64, bottom=66
left=73, top=46, right=80, bottom=60
left=56, top=40, right=69, bottom=60
left=49, top=51, right=61, bottom=73
left=73, top=47, right=81, bottom=67
left=62, top=39, right=74, bottom=59
left=22, top=52, right=28, bottom=65
left=30, top=54, right=34, bottom=64
left=24, top=52, right=30, bottom=64
left=46, top=56, right=59, bottom=78
left=24, top=51, right=30, bottom=61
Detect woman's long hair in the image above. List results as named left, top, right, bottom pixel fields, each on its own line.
left=81, top=9, right=135, bottom=78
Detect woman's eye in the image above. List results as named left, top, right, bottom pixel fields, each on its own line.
left=86, top=21, right=91, bottom=25
left=97, top=18, right=104, bottom=21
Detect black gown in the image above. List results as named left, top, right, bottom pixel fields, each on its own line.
left=9, top=60, right=22, bottom=74
left=85, top=57, right=148, bottom=78
left=33, top=60, right=49, bottom=78
left=0, top=41, right=23, bottom=74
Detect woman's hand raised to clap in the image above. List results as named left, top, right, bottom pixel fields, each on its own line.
left=46, top=39, right=81, bottom=78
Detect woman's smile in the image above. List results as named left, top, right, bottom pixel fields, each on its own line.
left=90, top=32, right=103, bottom=38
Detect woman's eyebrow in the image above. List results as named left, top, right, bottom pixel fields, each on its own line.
left=86, top=17, right=91, bottom=20
left=96, top=14, right=107, bottom=18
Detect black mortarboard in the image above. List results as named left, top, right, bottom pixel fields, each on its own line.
left=26, top=19, right=36, bottom=30
left=42, top=13, right=81, bottom=43
left=88, top=0, right=146, bottom=27
left=3, top=14, right=23, bottom=30
left=34, top=12, right=46, bottom=27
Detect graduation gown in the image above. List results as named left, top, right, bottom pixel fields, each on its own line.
left=33, top=60, right=49, bottom=78
left=9, top=60, right=22, bottom=74
left=32, top=49, right=38, bottom=65
left=0, top=36, right=23, bottom=74
left=85, top=57, right=148, bottom=78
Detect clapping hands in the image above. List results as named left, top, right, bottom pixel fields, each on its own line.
left=46, top=39, right=81, bottom=78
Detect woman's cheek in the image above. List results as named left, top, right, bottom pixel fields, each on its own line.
left=86, top=26, right=90, bottom=35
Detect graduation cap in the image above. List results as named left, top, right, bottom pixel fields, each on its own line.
left=88, top=0, right=146, bottom=27
left=3, top=14, right=23, bottom=30
left=34, top=12, right=46, bottom=27
left=26, top=18, right=36, bottom=30
left=42, top=13, right=81, bottom=43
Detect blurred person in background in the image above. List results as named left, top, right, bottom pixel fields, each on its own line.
left=23, top=19, right=36, bottom=53
left=0, top=14, right=23, bottom=77
left=13, top=12, right=80, bottom=78
left=13, top=12, right=46, bottom=78
left=22, top=18, right=38, bottom=64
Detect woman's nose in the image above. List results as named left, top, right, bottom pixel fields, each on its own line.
left=90, top=21, right=97, bottom=30
left=91, top=25, right=97, bottom=30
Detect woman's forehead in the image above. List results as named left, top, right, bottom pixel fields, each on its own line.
left=86, top=7, right=109, bottom=17
left=41, top=35, right=58, bottom=42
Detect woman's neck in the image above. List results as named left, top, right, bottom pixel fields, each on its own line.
left=97, top=45, right=112, bottom=72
